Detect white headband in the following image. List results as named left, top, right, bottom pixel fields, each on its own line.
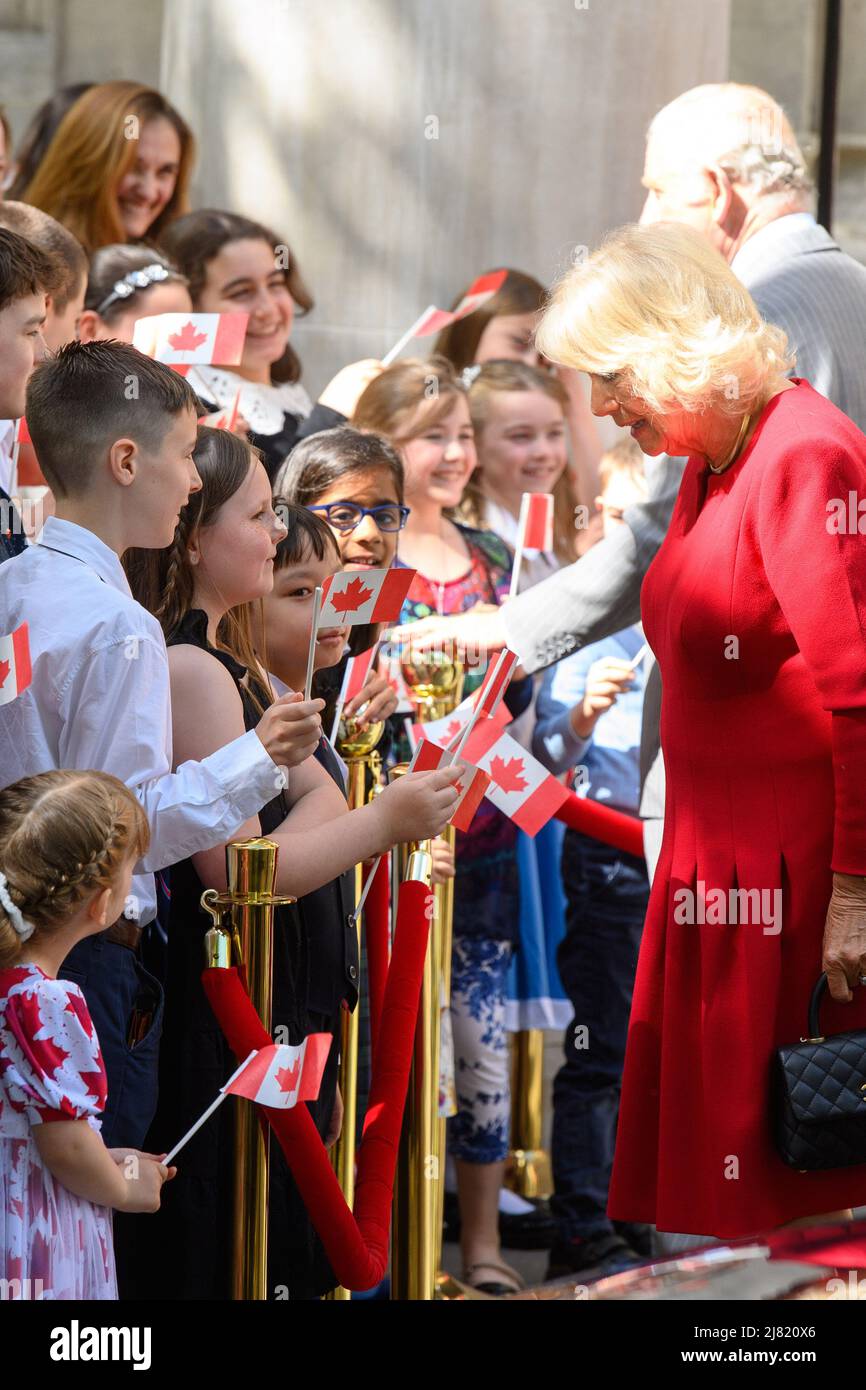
left=0, top=872, right=34, bottom=941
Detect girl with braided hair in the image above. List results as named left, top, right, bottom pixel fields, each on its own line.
left=0, top=770, right=175, bottom=1300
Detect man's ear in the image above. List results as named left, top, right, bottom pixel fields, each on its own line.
left=87, top=885, right=114, bottom=929
left=107, top=438, right=139, bottom=488
left=705, top=163, right=735, bottom=227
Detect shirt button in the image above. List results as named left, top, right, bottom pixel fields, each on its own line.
left=349, top=965, right=358, bottom=980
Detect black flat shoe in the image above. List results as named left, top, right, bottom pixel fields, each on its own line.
left=613, top=1220, right=654, bottom=1259
left=546, top=1231, right=645, bottom=1281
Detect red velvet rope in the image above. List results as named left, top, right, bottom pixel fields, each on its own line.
left=201, top=876, right=432, bottom=1292
left=554, top=785, right=645, bottom=858
left=363, top=853, right=390, bottom=1067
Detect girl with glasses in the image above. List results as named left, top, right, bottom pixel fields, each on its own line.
left=274, top=426, right=409, bottom=730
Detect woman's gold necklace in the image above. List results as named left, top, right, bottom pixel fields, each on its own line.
left=707, top=407, right=754, bottom=475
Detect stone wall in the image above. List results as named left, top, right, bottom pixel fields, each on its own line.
left=159, top=0, right=731, bottom=394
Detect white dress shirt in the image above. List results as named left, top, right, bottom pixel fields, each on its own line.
left=0, top=517, right=283, bottom=924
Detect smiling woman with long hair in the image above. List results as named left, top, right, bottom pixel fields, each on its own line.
left=19, top=80, right=195, bottom=252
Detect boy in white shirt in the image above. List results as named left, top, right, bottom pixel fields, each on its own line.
left=0, top=339, right=325, bottom=1144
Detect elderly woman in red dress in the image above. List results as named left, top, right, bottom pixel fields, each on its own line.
left=536, top=221, right=866, bottom=1239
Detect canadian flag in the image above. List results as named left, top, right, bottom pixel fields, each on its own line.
left=320, top=567, right=415, bottom=628
left=408, top=270, right=509, bottom=339
left=463, top=719, right=569, bottom=837
left=338, top=644, right=379, bottom=704
left=412, top=692, right=512, bottom=748
left=199, top=388, right=242, bottom=431
left=222, top=1037, right=331, bottom=1109
left=471, top=649, right=520, bottom=721
left=517, top=491, right=554, bottom=552
left=408, top=738, right=490, bottom=833
left=0, top=624, right=32, bottom=706
left=132, top=312, right=249, bottom=366
left=14, top=418, right=31, bottom=445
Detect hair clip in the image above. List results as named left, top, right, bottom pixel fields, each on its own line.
left=460, top=365, right=483, bottom=388
left=95, top=263, right=171, bottom=317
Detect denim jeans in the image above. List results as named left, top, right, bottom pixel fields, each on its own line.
left=60, top=933, right=164, bottom=1150
left=550, top=827, right=649, bottom=1240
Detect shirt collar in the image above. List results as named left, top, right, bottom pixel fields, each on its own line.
left=731, top=212, right=818, bottom=280
left=37, top=517, right=132, bottom=594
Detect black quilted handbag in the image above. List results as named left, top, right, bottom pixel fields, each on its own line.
left=773, top=974, right=866, bottom=1171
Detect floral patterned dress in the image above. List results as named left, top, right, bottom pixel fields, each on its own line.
left=392, top=523, right=532, bottom=1163
left=394, top=522, right=531, bottom=947
left=0, top=964, right=116, bottom=1299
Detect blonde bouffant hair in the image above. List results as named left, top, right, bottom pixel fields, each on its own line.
left=0, top=771, right=150, bottom=968
left=535, top=223, right=793, bottom=418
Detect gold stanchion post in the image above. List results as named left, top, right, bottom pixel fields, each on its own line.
left=397, top=646, right=463, bottom=1296
left=508, top=1029, right=553, bottom=1199
left=200, top=837, right=296, bottom=1301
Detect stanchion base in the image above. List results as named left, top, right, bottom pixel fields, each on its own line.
left=506, top=1147, right=553, bottom=1200
left=434, top=1270, right=494, bottom=1300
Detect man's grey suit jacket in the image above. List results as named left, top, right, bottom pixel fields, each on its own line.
left=503, top=215, right=866, bottom=823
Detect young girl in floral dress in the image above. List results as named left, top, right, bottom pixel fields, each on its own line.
left=0, top=770, right=172, bottom=1300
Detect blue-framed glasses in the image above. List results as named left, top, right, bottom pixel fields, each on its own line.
left=309, top=502, right=410, bottom=534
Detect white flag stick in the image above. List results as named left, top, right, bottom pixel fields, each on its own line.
left=304, top=587, right=324, bottom=700
left=162, top=1051, right=257, bottom=1164
left=448, top=650, right=508, bottom=764
left=351, top=856, right=382, bottom=926
left=508, top=494, right=530, bottom=599
left=382, top=305, right=437, bottom=367
left=628, top=642, right=649, bottom=671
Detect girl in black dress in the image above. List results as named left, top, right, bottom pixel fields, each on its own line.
left=124, top=427, right=460, bottom=1298
left=160, top=210, right=382, bottom=479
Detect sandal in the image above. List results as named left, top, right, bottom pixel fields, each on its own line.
left=462, top=1258, right=526, bottom=1296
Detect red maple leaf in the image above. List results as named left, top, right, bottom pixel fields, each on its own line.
left=276, top=1059, right=300, bottom=1093
left=489, top=754, right=528, bottom=794
left=0, top=658, right=9, bottom=689
left=167, top=320, right=209, bottom=352
left=329, top=575, right=373, bottom=615
left=453, top=779, right=464, bottom=798
left=446, top=719, right=463, bottom=739
left=79, top=1068, right=107, bottom=1105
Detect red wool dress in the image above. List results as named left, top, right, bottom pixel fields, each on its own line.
left=608, top=380, right=866, bottom=1238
